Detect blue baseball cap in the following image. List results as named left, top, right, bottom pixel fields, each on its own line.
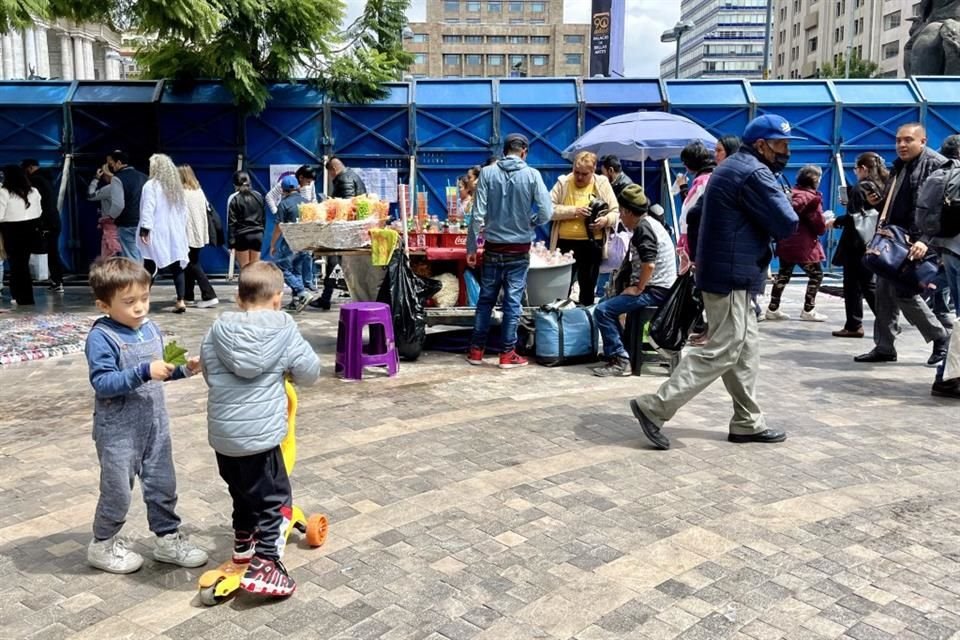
left=742, top=114, right=807, bottom=144
left=280, top=175, right=299, bottom=191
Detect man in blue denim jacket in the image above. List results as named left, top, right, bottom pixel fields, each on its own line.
left=466, top=133, right=553, bottom=369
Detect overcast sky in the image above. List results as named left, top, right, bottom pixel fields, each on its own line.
left=343, top=0, right=681, bottom=77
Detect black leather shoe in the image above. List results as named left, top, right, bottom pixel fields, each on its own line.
left=728, top=429, right=787, bottom=444
left=854, top=350, right=897, bottom=363
left=932, top=379, right=960, bottom=399
left=630, top=400, right=670, bottom=450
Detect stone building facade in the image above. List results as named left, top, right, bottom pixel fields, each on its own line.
left=772, top=0, right=919, bottom=79
left=406, top=0, right=590, bottom=79
left=0, top=18, right=123, bottom=81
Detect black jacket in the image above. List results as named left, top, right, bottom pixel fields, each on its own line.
left=227, top=190, right=265, bottom=247
left=609, top=171, right=634, bottom=199
left=886, top=147, right=951, bottom=235
left=332, top=168, right=367, bottom=198
left=29, top=171, right=60, bottom=230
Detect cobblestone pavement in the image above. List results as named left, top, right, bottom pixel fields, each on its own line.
left=1, top=282, right=959, bottom=640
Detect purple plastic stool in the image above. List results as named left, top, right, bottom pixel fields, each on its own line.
left=335, top=302, right=399, bottom=380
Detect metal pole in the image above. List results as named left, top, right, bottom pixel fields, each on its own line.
left=844, top=0, right=855, bottom=78
left=762, top=0, right=773, bottom=79
left=674, top=35, right=681, bottom=79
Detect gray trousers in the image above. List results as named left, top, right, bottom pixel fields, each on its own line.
left=93, top=401, right=181, bottom=540
left=634, top=290, right=766, bottom=435
left=873, top=276, right=949, bottom=356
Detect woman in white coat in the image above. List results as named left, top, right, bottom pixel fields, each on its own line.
left=0, top=165, right=42, bottom=305
left=138, top=154, right=190, bottom=313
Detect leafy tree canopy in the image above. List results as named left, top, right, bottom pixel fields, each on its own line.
left=0, top=0, right=413, bottom=112
left=818, top=52, right=879, bottom=79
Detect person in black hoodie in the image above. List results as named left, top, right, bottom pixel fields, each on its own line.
left=855, top=123, right=951, bottom=366
left=21, top=159, right=65, bottom=292
left=599, top=155, right=634, bottom=199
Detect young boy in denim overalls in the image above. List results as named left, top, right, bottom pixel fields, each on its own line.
left=84, top=257, right=208, bottom=573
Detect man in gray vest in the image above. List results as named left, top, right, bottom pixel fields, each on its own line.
left=592, top=184, right=676, bottom=377
left=104, top=150, right=148, bottom=262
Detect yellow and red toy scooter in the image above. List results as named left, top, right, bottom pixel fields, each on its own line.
left=198, top=382, right=328, bottom=605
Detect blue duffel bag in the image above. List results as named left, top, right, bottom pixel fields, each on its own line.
left=533, top=301, right=599, bottom=367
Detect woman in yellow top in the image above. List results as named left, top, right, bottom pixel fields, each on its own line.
left=549, top=151, right=620, bottom=305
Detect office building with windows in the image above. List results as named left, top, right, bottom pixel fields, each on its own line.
left=659, top=0, right=770, bottom=79
left=772, top=0, right=918, bottom=79
left=406, top=0, right=590, bottom=79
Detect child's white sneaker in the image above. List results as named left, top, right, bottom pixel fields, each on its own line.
left=765, top=308, right=790, bottom=321
left=88, top=536, right=144, bottom=574
left=800, top=308, right=828, bottom=322
left=153, top=532, right=209, bottom=568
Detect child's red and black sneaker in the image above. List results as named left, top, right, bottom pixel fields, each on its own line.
left=240, top=555, right=296, bottom=597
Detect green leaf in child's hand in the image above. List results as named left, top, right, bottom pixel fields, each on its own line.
left=164, top=341, right=188, bottom=366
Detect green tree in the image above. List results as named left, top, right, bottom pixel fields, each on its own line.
left=0, top=0, right=413, bottom=112
left=818, top=52, right=880, bottom=79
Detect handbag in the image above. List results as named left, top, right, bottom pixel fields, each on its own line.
left=862, top=177, right=939, bottom=293
left=852, top=208, right=879, bottom=245
left=206, top=201, right=225, bottom=247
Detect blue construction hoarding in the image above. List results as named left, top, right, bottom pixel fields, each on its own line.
left=0, top=76, right=955, bottom=275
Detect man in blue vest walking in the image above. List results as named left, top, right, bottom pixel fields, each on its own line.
left=629, top=115, right=800, bottom=450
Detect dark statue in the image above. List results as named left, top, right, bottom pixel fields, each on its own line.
left=905, top=0, right=960, bottom=75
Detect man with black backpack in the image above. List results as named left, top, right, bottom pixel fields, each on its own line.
left=855, top=124, right=952, bottom=367
left=923, top=134, right=960, bottom=398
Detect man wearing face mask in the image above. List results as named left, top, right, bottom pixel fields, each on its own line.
left=628, top=114, right=800, bottom=451
left=854, top=123, right=952, bottom=366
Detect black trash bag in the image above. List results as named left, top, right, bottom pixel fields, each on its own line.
left=377, top=248, right=442, bottom=361
left=648, top=272, right=703, bottom=353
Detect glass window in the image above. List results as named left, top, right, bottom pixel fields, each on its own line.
left=532, top=55, right=547, bottom=66
left=445, top=18, right=459, bottom=23
left=443, top=35, right=462, bottom=43
left=510, top=18, right=524, bottom=24
left=509, top=35, right=527, bottom=44
left=412, top=33, right=428, bottom=43
left=445, top=0, right=459, bottom=11
left=466, top=17, right=480, bottom=23
left=882, top=40, right=899, bottom=59
left=488, top=54, right=504, bottom=65
left=509, top=1, right=523, bottom=12
left=509, top=54, right=525, bottom=66
left=465, top=35, right=484, bottom=43
left=530, top=19, right=544, bottom=24
left=565, top=53, right=582, bottom=65
left=487, top=35, right=506, bottom=43
left=883, top=10, right=901, bottom=29
left=444, top=54, right=461, bottom=65
left=564, top=34, right=584, bottom=44
left=531, top=2, right=545, bottom=12
left=531, top=36, right=549, bottom=44
left=488, top=2, right=502, bottom=11
left=466, top=1, right=480, bottom=11
left=466, top=54, right=482, bottom=65
left=807, top=36, right=817, bottom=52
left=413, top=53, right=427, bottom=64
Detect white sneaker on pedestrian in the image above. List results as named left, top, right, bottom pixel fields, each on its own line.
left=87, top=536, right=144, bottom=574
left=153, top=532, right=209, bottom=568
left=765, top=308, right=790, bottom=321
left=196, top=298, right=219, bottom=309
left=800, top=308, right=827, bottom=322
